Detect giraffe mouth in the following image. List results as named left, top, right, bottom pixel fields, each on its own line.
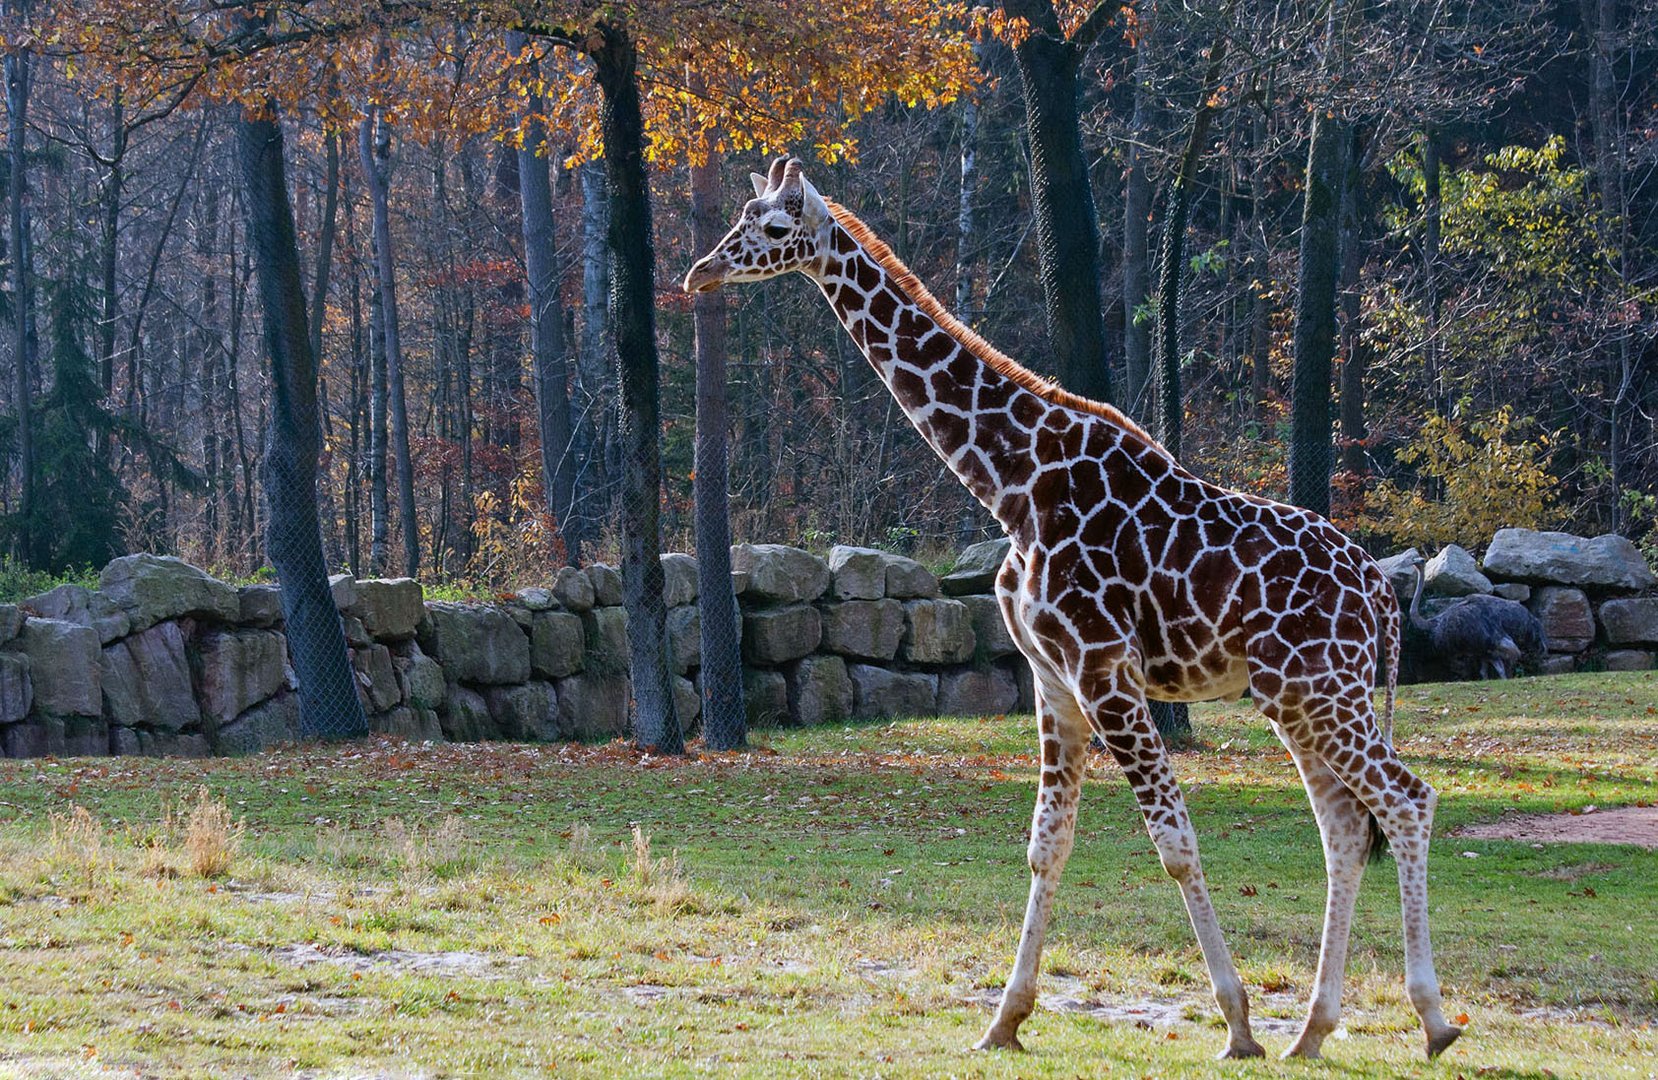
left=683, top=257, right=726, bottom=294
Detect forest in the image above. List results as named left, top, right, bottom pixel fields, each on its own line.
left=0, top=0, right=1652, bottom=591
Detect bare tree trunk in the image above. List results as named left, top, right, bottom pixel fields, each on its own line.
left=367, top=233, right=390, bottom=574
left=689, top=139, right=746, bottom=750
left=590, top=20, right=684, bottom=754
left=1587, top=0, right=1633, bottom=530
left=1248, top=104, right=1273, bottom=416
left=359, top=109, right=420, bottom=577
left=234, top=105, right=366, bottom=740
left=1421, top=125, right=1444, bottom=417
left=1338, top=126, right=1368, bottom=476
left=98, top=94, right=126, bottom=406
left=1122, top=24, right=1155, bottom=417
left=5, top=0, right=36, bottom=563
left=578, top=159, right=611, bottom=537
left=1001, top=0, right=1113, bottom=402
left=955, top=93, right=979, bottom=320
left=511, top=34, right=580, bottom=565
left=1290, top=2, right=1345, bottom=517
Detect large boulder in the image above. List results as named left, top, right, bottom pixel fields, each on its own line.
left=660, top=553, right=699, bottom=607
left=674, top=676, right=701, bottom=731
left=101, top=620, right=200, bottom=732
left=742, top=604, right=821, bottom=665
left=0, top=604, right=20, bottom=645
left=827, top=546, right=887, bottom=601
left=1528, top=587, right=1594, bottom=654
left=0, top=652, right=30, bottom=724
left=371, top=707, right=444, bottom=743
left=484, top=681, right=559, bottom=741
left=353, top=578, right=425, bottom=641
left=665, top=605, right=700, bottom=674
left=215, top=692, right=300, bottom=755
left=1492, top=582, right=1532, bottom=603
left=848, top=664, right=937, bottom=719
left=195, top=628, right=289, bottom=724
left=530, top=611, right=586, bottom=679
left=98, top=554, right=238, bottom=632
left=938, top=666, right=1020, bottom=717
left=582, top=607, right=631, bottom=675
left=328, top=573, right=357, bottom=610
left=1424, top=544, right=1492, bottom=596
left=1605, top=649, right=1654, bottom=672
left=552, top=565, right=596, bottom=612
left=785, top=655, right=853, bottom=727
left=418, top=603, right=531, bottom=685
left=24, top=585, right=130, bottom=644
left=743, top=668, right=789, bottom=727
left=729, top=544, right=830, bottom=604
left=883, top=555, right=939, bottom=600
left=1598, top=598, right=1658, bottom=646
left=440, top=685, right=495, bottom=741
left=960, top=594, right=1019, bottom=659
left=237, top=585, right=285, bottom=628
left=13, top=618, right=101, bottom=718
left=1484, top=529, right=1657, bottom=591
left=586, top=564, right=624, bottom=607
left=557, top=672, right=630, bottom=740
left=941, top=537, right=1011, bottom=596
left=902, top=599, right=976, bottom=665
left=819, top=599, right=905, bottom=661
left=351, top=644, right=403, bottom=714
left=395, top=644, right=447, bottom=711
left=1375, top=548, right=1424, bottom=599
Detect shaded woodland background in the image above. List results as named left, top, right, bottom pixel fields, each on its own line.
left=1, top=0, right=1654, bottom=590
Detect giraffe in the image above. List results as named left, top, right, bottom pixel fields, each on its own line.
left=685, top=157, right=1462, bottom=1062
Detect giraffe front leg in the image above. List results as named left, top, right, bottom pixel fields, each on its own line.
left=1090, top=682, right=1265, bottom=1060
left=973, top=684, right=1089, bottom=1052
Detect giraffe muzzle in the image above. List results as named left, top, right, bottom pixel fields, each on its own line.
left=683, top=256, right=727, bottom=294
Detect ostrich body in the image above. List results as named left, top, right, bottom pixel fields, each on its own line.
left=1408, top=559, right=1523, bottom=680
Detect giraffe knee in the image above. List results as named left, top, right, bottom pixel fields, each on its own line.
left=1027, top=835, right=1071, bottom=875
left=1157, top=848, right=1198, bottom=884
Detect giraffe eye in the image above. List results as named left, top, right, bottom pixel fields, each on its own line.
left=763, top=223, right=791, bottom=240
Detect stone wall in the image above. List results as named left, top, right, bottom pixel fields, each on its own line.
left=3, top=526, right=1651, bottom=758
left=1375, top=528, right=1658, bottom=678
left=0, top=538, right=1027, bottom=759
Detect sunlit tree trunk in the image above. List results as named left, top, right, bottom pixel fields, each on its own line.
left=359, top=107, right=419, bottom=577
left=235, top=104, right=365, bottom=740
left=591, top=20, right=684, bottom=754
left=6, top=0, right=37, bottom=564
left=689, top=137, right=746, bottom=750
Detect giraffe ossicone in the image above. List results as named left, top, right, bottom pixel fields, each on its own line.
left=686, top=156, right=1462, bottom=1062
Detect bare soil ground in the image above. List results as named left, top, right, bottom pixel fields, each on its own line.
left=1454, top=804, right=1658, bottom=848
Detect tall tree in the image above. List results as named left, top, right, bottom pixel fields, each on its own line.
left=998, top=0, right=1121, bottom=401
left=5, top=0, right=37, bottom=564
left=689, top=139, right=746, bottom=750
left=235, top=102, right=366, bottom=739
left=509, top=33, right=579, bottom=564
left=359, top=96, right=419, bottom=577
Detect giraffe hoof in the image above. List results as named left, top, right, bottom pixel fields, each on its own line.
left=1218, top=1038, right=1267, bottom=1060
left=1280, top=1041, right=1322, bottom=1060
left=1426, top=1024, right=1462, bottom=1059
left=972, top=1030, right=1025, bottom=1053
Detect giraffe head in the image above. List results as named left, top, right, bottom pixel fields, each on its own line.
left=683, top=156, right=831, bottom=293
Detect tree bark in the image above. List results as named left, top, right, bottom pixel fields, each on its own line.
left=1420, top=125, right=1444, bottom=417
left=689, top=140, right=747, bottom=751
left=359, top=109, right=420, bottom=577
left=1122, top=26, right=1155, bottom=417
left=590, top=20, right=684, bottom=754
left=1289, top=107, right=1344, bottom=516
left=1002, top=0, right=1113, bottom=402
left=510, top=35, right=580, bottom=565
left=1337, top=126, right=1368, bottom=475
left=235, top=105, right=366, bottom=740
left=6, top=0, right=36, bottom=565
left=955, top=92, right=979, bottom=319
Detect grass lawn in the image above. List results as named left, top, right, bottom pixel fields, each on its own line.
left=0, top=671, right=1655, bottom=1078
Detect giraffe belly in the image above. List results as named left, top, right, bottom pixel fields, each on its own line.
left=1142, top=646, right=1251, bottom=703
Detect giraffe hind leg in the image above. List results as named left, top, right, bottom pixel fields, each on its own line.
left=1265, top=682, right=1461, bottom=1060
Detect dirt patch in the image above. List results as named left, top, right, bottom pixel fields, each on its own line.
left=1455, top=805, right=1658, bottom=849
left=275, top=943, right=524, bottom=977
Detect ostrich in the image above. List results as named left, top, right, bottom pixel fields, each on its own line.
left=1408, top=557, right=1524, bottom=680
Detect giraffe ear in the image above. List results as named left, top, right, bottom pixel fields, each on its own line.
left=749, top=172, right=769, bottom=197
left=798, top=173, right=829, bottom=231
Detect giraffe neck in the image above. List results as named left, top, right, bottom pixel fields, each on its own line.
left=810, top=213, right=1154, bottom=536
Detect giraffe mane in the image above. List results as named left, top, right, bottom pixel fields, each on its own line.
left=824, top=200, right=1163, bottom=451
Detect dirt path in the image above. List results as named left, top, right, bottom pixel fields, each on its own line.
left=1455, top=805, right=1658, bottom=849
